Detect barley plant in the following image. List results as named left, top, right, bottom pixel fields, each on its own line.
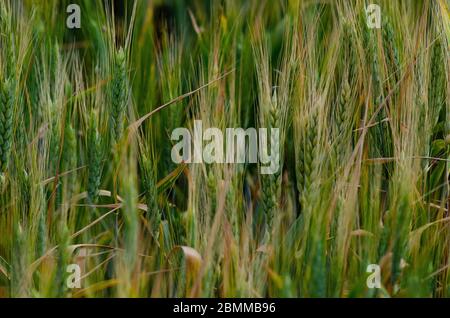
left=0, top=0, right=449, bottom=298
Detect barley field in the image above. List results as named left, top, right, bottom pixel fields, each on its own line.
left=0, top=0, right=449, bottom=298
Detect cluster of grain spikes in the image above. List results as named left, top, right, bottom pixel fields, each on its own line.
left=253, top=24, right=297, bottom=240
left=333, top=20, right=359, bottom=166
left=0, top=0, right=449, bottom=298
left=294, top=53, right=322, bottom=215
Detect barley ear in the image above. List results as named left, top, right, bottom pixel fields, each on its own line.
left=87, top=110, right=102, bottom=204
left=141, top=153, right=161, bottom=238
left=109, top=47, right=127, bottom=144
left=301, top=110, right=318, bottom=206
left=0, top=78, right=14, bottom=173
left=429, top=40, right=445, bottom=129
left=261, top=92, right=281, bottom=234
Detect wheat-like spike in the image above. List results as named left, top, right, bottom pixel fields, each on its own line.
left=87, top=111, right=102, bottom=204
left=261, top=92, right=281, bottom=229
left=109, top=47, right=127, bottom=143
left=429, top=40, right=445, bottom=129
left=365, top=20, right=393, bottom=161
left=296, top=133, right=305, bottom=193
left=261, top=174, right=276, bottom=228
left=303, top=110, right=318, bottom=198
left=364, top=22, right=381, bottom=98
left=0, top=78, right=13, bottom=173
left=333, top=23, right=355, bottom=165
left=295, top=109, right=318, bottom=208
left=343, top=23, right=357, bottom=82
left=1, top=5, right=15, bottom=77
left=382, top=19, right=400, bottom=86
left=335, top=75, right=351, bottom=162
left=337, top=79, right=350, bottom=130
left=141, top=154, right=160, bottom=237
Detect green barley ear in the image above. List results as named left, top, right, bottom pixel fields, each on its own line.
left=364, top=17, right=393, bottom=165
left=141, top=153, right=161, bottom=238
left=87, top=110, right=102, bottom=204
left=335, top=23, right=356, bottom=153
left=261, top=92, right=281, bottom=229
left=334, top=75, right=351, bottom=162
left=261, top=173, right=277, bottom=230
left=1, top=4, right=15, bottom=77
left=364, top=24, right=381, bottom=97
left=109, top=47, right=127, bottom=144
left=338, top=78, right=351, bottom=129
left=382, top=19, right=400, bottom=87
left=304, top=111, right=318, bottom=185
left=299, top=110, right=318, bottom=206
left=296, top=136, right=305, bottom=195
left=342, top=22, right=357, bottom=82
left=429, top=39, right=445, bottom=129
left=254, top=26, right=295, bottom=233
left=0, top=78, right=14, bottom=173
